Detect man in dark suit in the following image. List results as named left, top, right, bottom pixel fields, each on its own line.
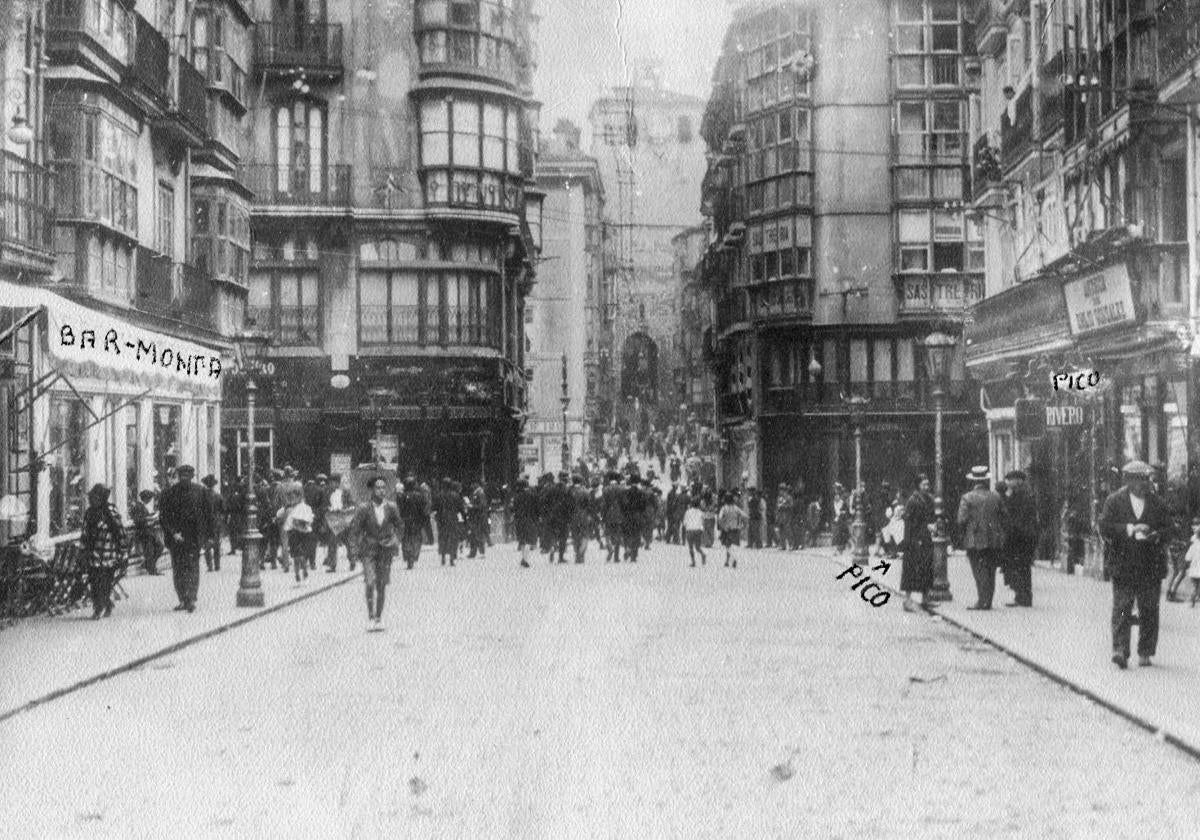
left=956, top=465, right=1007, bottom=610
left=200, top=474, right=223, bottom=572
left=1002, top=469, right=1039, bottom=606
left=1099, top=460, right=1174, bottom=668
left=543, top=472, right=574, bottom=564
left=159, top=465, right=209, bottom=612
left=349, top=476, right=403, bottom=632
left=601, top=472, right=625, bottom=563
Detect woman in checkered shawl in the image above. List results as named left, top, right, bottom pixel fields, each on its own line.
left=81, top=484, right=126, bottom=619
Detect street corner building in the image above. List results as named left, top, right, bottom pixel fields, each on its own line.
left=1, top=0, right=245, bottom=546
left=964, top=0, right=1200, bottom=578
left=696, top=0, right=987, bottom=503
left=230, top=0, right=543, bottom=485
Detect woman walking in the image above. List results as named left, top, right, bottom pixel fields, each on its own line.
left=900, top=474, right=935, bottom=612
left=80, top=484, right=126, bottom=619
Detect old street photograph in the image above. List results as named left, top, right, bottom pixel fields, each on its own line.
left=5, top=0, right=1200, bottom=836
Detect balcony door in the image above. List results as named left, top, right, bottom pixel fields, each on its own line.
left=275, top=0, right=326, bottom=46
left=275, top=101, right=326, bottom=198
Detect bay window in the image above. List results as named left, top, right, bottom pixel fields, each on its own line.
left=416, top=0, right=517, bottom=80
left=893, top=0, right=964, bottom=89
left=48, top=98, right=138, bottom=238
left=419, top=95, right=524, bottom=211
left=248, top=269, right=320, bottom=345
left=193, top=190, right=251, bottom=285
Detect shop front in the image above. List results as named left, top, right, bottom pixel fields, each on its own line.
left=0, top=281, right=225, bottom=547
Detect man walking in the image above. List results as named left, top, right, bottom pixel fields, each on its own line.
left=544, top=472, right=573, bottom=563
left=956, top=466, right=1007, bottom=611
left=747, top=488, right=763, bottom=549
left=569, top=474, right=593, bottom=563
left=159, top=465, right=208, bottom=612
left=1002, top=469, right=1038, bottom=606
left=620, top=474, right=646, bottom=563
left=200, top=474, right=223, bottom=572
left=1099, top=461, right=1174, bottom=668
left=130, top=489, right=163, bottom=575
left=349, top=476, right=402, bottom=631
left=601, top=471, right=625, bottom=563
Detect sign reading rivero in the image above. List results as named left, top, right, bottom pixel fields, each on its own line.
left=1062, top=264, right=1137, bottom=336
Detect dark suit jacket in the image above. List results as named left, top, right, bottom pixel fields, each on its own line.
left=159, top=480, right=210, bottom=550
left=1099, top=488, right=1173, bottom=585
left=349, top=500, right=403, bottom=557
left=956, top=487, right=1006, bottom=550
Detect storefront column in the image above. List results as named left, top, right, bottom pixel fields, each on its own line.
left=138, top=399, right=153, bottom=493
left=196, top=404, right=209, bottom=477
left=88, top=394, right=106, bottom=488
left=34, top=383, right=50, bottom=542
left=181, top=402, right=198, bottom=471
left=212, top=403, right=222, bottom=479
left=113, top=403, right=128, bottom=516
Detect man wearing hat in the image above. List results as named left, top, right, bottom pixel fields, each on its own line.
left=1002, top=469, right=1038, bottom=606
left=200, top=474, right=223, bottom=572
left=956, top=466, right=1006, bottom=610
left=159, top=465, right=209, bottom=612
left=601, top=471, right=625, bottom=562
left=1099, top=460, right=1174, bottom=668
left=543, top=471, right=574, bottom=563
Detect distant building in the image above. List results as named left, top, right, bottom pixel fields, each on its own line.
left=672, top=223, right=717, bottom=456
left=588, top=77, right=708, bottom=449
left=525, top=121, right=604, bottom=476
left=700, top=0, right=986, bottom=498
left=232, top=0, right=543, bottom=485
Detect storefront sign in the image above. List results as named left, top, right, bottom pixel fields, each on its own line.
left=330, top=453, right=352, bottom=476
left=1062, top=264, right=1136, bottom=336
left=1045, top=404, right=1088, bottom=427
left=376, top=434, right=399, bottom=464
left=899, top=275, right=984, bottom=313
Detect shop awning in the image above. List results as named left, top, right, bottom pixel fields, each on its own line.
left=0, top=280, right=223, bottom=400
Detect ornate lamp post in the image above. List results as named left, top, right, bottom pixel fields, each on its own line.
left=560, top=352, right=570, bottom=472
left=235, top=329, right=272, bottom=608
left=366, top=387, right=391, bottom=466
left=923, top=331, right=958, bottom=603
left=844, top=393, right=871, bottom=566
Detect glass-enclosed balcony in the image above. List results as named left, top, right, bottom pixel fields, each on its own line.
left=415, top=0, right=521, bottom=87
left=253, top=21, right=343, bottom=80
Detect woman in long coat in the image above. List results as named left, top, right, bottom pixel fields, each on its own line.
left=900, top=474, right=935, bottom=612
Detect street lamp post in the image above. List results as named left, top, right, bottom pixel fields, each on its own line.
left=923, top=331, right=958, bottom=603
left=235, top=330, right=271, bottom=608
left=560, top=352, right=570, bottom=472
left=845, top=393, right=871, bottom=566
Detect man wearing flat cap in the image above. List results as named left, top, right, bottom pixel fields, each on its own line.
left=1002, top=469, right=1038, bottom=607
left=159, top=465, right=208, bottom=612
left=1099, top=460, right=1174, bottom=669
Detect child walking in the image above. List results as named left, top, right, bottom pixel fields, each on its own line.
left=716, top=493, right=748, bottom=569
left=1185, top=517, right=1200, bottom=607
left=283, top=497, right=316, bottom=583
left=683, top=498, right=706, bottom=567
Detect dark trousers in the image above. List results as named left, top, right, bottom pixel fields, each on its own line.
left=748, top=519, right=763, bottom=548
left=136, top=531, right=161, bottom=573
left=967, top=548, right=998, bottom=607
left=1112, top=580, right=1161, bottom=659
left=1007, top=550, right=1034, bottom=605
left=604, top=523, right=623, bottom=562
left=685, top=530, right=705, bottom=564
left=325, top=530, right=349, bottom=570
left=570, top=523, right=589, bottom=562
left=170, top=544, right=200, bottom=607
left=623, top=528, right=642, bottom=562
left=467, top=514, right=488, bottom=557
left=551, top=524, right=569, bottom=562
left=204, top=535, right=221, bottom=571
left=88, top=565, right=116, bottom=612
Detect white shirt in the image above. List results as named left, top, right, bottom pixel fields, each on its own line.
left=1130, top=494, right=1145, bottom=520
left=373, top=501, right=387, bottom=526
left=683, top=507, right=704, bottom=531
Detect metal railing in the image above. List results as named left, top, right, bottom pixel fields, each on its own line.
left=134, top=247, right=215, bottom=329
left=246, top=164, right=352, bottom=207
left=762, top=380, right=978, bottom=414
left=1, top=152, right=54, bottom=252
left=254, top=22, right=343, bottom=73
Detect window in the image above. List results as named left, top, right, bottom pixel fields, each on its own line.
left=893, top=0, right=962, bottom=88
left=415, top=0, right=517, bottom=79
left=274, top=101, right=326, bottom=196
left=278, top=272, right=320, bottom=344
left=48, top=396, right=88, bottom=536
left=360, top=271, right=421, bottom=344
left=156, top=182, right=174, bottom=257
left=193, top=191, right=250, bottom=284
left=419, top=95, right=523, bottom=210
left=152, top=403, right=181, bottom=487
left=48, top=97, right=138, bottom=237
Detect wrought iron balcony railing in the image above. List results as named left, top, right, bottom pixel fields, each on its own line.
left=254, top=22, right=343, bottom=77
left=245, top=164, right=352, bottom=208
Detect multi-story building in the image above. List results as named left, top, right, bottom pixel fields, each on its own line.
left=965, top=0, right=1196, bottom=574
left=1, top=0, right=247, bottom=545
left=588, top=77, right=707, bottom=447
left=231, top=0, right=542, bottom=485
left=700, top=0, right=985, bottom=499
left=524, top=120, right=603, bottom=476
left=672, top=223, right=717, bottom=456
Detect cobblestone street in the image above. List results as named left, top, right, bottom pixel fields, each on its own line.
left=3, top=544, right=1197, bottom=838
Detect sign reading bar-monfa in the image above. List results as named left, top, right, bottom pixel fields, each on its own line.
left=1062, top=264, right=1136, bottom=336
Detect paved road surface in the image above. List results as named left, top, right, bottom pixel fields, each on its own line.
left=2, top=544, right=1194, bottom=838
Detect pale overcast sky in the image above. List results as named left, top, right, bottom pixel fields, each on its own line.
left=535, top=0, right=733, bottom=141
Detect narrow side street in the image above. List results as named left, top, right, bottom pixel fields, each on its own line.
left=2, top=544, right=1195, bottom=839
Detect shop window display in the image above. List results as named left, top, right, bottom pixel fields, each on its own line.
left=49, top=396, right=88, bottom=537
